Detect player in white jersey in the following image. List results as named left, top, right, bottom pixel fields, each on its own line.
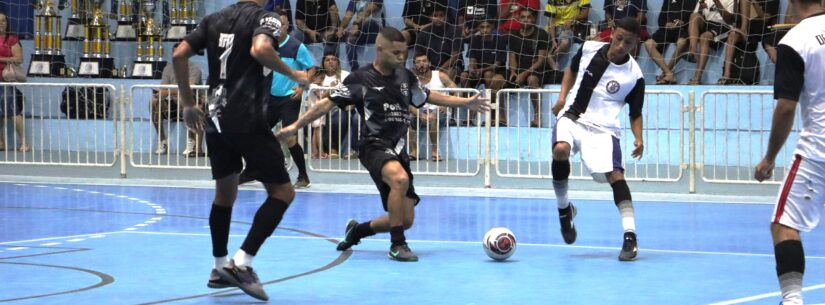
left=550, top=17, right=646, bottom=261
left=410, top=52, right=457, bottom=161
left=754, top=0, right=825, bottom=303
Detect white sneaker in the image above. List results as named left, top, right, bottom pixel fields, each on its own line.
left=182, top=138, right=196, bottom=156
left=155, top=140, right=168, bottom=155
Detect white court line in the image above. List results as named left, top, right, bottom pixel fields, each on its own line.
left=7, top=247, right=29, bottom=251
left=119, top=231, right=825, bottom=259
left=709, top=283, right=825, bottom=305
left=65, top=238, right=85, bottom=242
left=40, top=242, right=61, bottom=246
left=0, top=231, right=123, bottom=245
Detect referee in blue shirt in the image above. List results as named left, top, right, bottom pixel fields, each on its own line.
left=241, top=9, right=316, bottom=188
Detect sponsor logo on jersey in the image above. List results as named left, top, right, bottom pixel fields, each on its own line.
left=606, top=80, right=620, bottom=94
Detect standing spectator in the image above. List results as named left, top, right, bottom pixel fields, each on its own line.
left=762, top=2, right=797, bottom=64
left=410, top=53, right=457, bottom=161
left=265, top=0, right=294, bottom=33
left=337, top=0, right=385, bottom=70
left=0, top=11, right=27, bottom=152
left=460, top=19, right=507, bottom=125
left=307, top=68, right=328, bottom=159
left=544, top=0, right=591, bottom=70
left=685, top=0, right=736, bottom=84
left=402, top=0, right=449, bottom=45
left=499, top=0, right=541, bottom=32
left=150, top=55, right=204, bottom=156
left=414, top=6, right=464, bottom=78
left=717, top=0, right=779, bottom=84
left=642, top=0, right=696, bottom=84
left=457, top=0, right=498, bottom=37
left=508, top=8, right=551, bottom=127
left=292, top=0, right=340, bottom=57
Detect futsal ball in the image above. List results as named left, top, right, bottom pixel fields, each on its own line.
left=483, top=227, right=517, bottom=261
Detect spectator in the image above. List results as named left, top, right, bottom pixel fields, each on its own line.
left=313, top=53, right=357, bottom=159
left=762, top=2, right=797, bottom=64
left=717, top=0, right=779, bottom=84
left=337, top=0, right=385, bottom=70
left=414, top=5, right=464, bottom=78
left=402, top=0, right=449, bottom=45
left=150, top=56, right=204, bottom=156
left=685, top=0, right=736, bottom=84
left=544, top=0, right=591, bottom=70
left=265, top=0, right=295, bottom=33
left=0, top=11, right=27, bottom=152
left=410, top=53, right=456, bottom=161
left=507, top=8, right=551, bottom=127
left=459, top=19, right=507, bottom=125
left=457, top=0, right=498, bottom=37
left=597, top=0, right=650, bottom=48
left=292, top=0, right=340, bottom=57
left=499, top=0, right=541, bottom=32
left=642, top=0, right=697, bottom=84
left=307, top=68, right=328, bottom=159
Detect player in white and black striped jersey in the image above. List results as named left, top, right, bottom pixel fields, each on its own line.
left=754, top=0, right=825, bottom=303
left=550, top=17, right=646, bottom=261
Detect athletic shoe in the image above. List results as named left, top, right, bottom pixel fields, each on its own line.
left=207, top=268, right=234, bottom=289
left=216, top=262, right=268, bottom=301
left=155, top=140, right=168, bottom=155
left=294, top=176, right=311, bottom=188
left=336, top=219, right=360, bottom=251
left=619, top=231, right=638, bottom=261
left=388, top=243, right=418, bottom=262
left=559, top=203, right=577, bottom=244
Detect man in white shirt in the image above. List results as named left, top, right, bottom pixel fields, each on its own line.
left=409, top=52, right=457, bottom=161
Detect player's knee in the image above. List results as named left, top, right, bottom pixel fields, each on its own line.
left=606, top=170, right=625, bottom=184
left=552, top=142, right=571, bottom=160
left=402, top=217, right=414, bottom=230
left=266, top=182, right=295, bottom=203
left=387, top=172, right=410, bottom=190
left=286, top=136, right=298, bottom=147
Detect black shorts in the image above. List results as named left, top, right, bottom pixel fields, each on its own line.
left=650, top=26, right=689, bottom=53
left=704, top=20, right=731, bottom=49
left=465, top=67, right=506, bottom=88
left=265, top=95, right=302, bottom=128
left=358, top=140, right=420, bottom=211
left=205, top=132, right=291, bottom=184
left=506, top=67, right=563, bottom=87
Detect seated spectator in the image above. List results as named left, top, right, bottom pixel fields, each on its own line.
left=458, top=0, right=498, bottom=37
left=459, top=19, right=507, bottom=125
left=402, top=0, right=449, bottom=45
left=643, top=0, right=697, bottom=84
left=292, top=0, right=340, bottom=57
left=307, top=68, right=328, bottom=159
left=762, top=2, right=797, bottom=64
left=0, top=12, right=27, bottom=152
left=410, top=53, right=455, bottom=161
left=313, top=52, right=357, bottom=159
left=685, top=0, right=735, bottom=84
left=717, top=0, right=779, bottom=84
left=150, top=57, right=204, bottom=156
left=507, top=8, right=551, bottom=127
left=336, top=0, right=385, bottom=70
left=597, top=0, right=650, bottom=54
left=499, top=0, right=541, bottom=33
left=544, top=0, right=591, bottom=70
left=414, top=5, right=464, bottom=79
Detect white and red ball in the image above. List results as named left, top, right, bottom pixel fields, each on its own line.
left=483, top=227, right=516, bottom=261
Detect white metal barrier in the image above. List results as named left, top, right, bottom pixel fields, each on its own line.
left=305, top=86, right=484, bottom=176
left=0, top=82, right=118, bottom=167
left=494, top=89, right=686, bottom=182
left=700, top=90, right=799, bottom=184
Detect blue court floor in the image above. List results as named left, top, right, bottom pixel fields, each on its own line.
left=1, top=181, right=825, bottom=305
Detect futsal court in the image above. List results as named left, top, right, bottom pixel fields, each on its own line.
left=2, top=180, right=824, bottom=305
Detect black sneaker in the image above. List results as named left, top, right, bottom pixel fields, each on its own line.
left=336, top=219, right=360, bottom=251
left=559, top=203, right=577, bottom=244
left=207, top=268, right=234, bottom=289
left=388, top=243, right=418, bottom=262
left=216, top=263, right=269, bottom=301
left=619, top=232, right=638, bottom=261
left=294, top=176, right=311, bottom=189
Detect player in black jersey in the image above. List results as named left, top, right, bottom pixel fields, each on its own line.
left=173, top=0, right=308, bottom=301
left=276, top=27, right=490, bottom=262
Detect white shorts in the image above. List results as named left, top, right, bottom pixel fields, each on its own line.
left=552, top=117, right=623, bottom=183
left=772, top=155, right=825, bottom=232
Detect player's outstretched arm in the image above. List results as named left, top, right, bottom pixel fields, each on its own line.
left=755, top=98, right=798, bottom=182
left=275, top=98, right=336, bottom=142
left=427, top=92, right=491, bottom=112
left=251, top=34, right=309, bottom=86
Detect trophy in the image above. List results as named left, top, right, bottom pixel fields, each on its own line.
left=28, top=0, right=67, bottom=76
left=132, top=1, right=166, bottom=79
left=166, top=0, right=197, bottom=40
left=114, top=0, right=137, bottom=40
left=79, top=1, right=115, bottom=77
left=65, top=0, right=86, bottom=40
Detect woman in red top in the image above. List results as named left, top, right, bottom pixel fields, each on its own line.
left=498, top=0, right=541, bottom=32
left=0, top=11, right=29, bottom=152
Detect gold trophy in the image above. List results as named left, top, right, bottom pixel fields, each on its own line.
left=79, top=1, right=115, bottom=77
left=64, top=0, right=86, bottom=40
left=166, top=0, right=197, bottom=40
left=114, top=0, right=137, bottom=40
left=132, top=1, right=166, bottom=79
left=28, top=0, right=67, bottom=76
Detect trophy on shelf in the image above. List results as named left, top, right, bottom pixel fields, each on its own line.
left=114, top=0, right=137, bottom=40
left=166, top=0, right=197, bottom=40
left=79, top=1, right=115, bottom=77
left=64, top=0, right=86, bottom=40
left=28, top=0, right=67, bottom=76
left=132, top=0, right=166, bottom=79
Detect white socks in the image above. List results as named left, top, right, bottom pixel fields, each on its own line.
left=779, top=272, right=803, bottom=305
left=553, top=180, right=570, bottom=209
left=617, top=201, right=636, bottom=233
left=214, top=256, right=228, bottom=270
left=233, top=249, right=255, bottom=269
